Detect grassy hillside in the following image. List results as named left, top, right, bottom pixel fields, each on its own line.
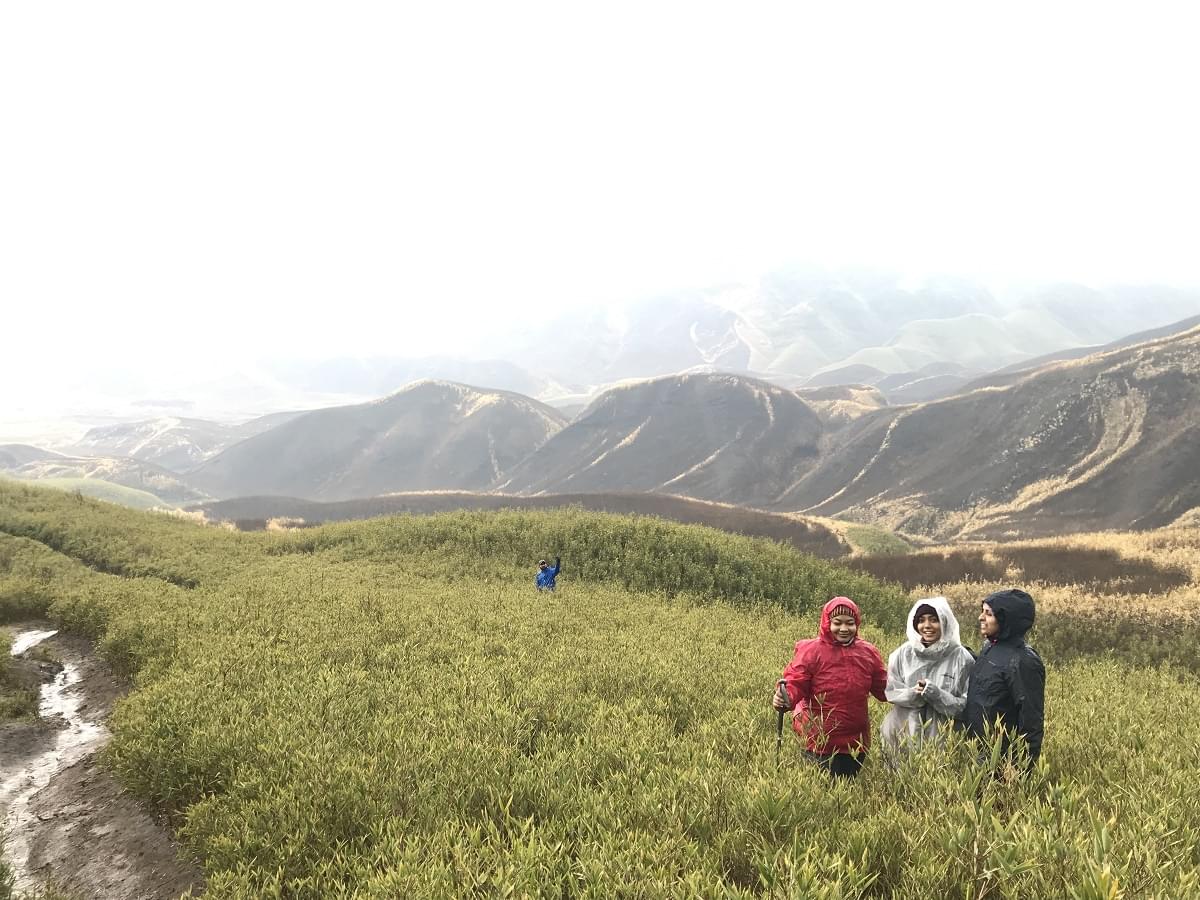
left=0, top=473, right=169, bottom=510
left=1, top=482, right=1199, bottom=897
left=4, top=455, right=206, bottom=505
left=194, top=491, right=849, bottom=558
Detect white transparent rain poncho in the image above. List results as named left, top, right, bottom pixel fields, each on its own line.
left=881, top=596, right=975, bottom=757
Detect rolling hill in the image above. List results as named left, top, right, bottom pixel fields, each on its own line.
left=2, top=455, right=208, bottom=505
left=495, top=373, right=822, bottom=506
left=0, top=473, right=169, bottom=509
left=0, top=444, right=65, bottom=468
left=188, top=381, right=567, bottom=501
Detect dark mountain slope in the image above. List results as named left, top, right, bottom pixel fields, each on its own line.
left=496, top=373, right=823, bottom=507
left=189, top=381, right=566, bottom=501
left=775, top=326, right=1200, bottom=538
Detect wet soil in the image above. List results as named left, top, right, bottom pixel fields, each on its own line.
left=1, top=624, right=204, bottom=899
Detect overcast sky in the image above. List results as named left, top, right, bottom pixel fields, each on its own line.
left=3, top=1, right=1199, bottom=393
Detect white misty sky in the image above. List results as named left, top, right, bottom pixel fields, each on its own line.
left=2, top=1, right=1198, bottom=400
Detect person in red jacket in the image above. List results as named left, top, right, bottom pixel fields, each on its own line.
left=772, top=596, right=889, bottom=778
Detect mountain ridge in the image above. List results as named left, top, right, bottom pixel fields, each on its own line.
left=188, top=380, right=567, bottom=501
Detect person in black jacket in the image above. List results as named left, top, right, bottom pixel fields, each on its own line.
left=959, top=588, right=1045, bottom=772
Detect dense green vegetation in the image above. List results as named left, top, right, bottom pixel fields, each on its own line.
left=2, top=481, right=1199, bottom=897
left=0, top=631, right=37, bottom=721
left=843, top=525, right=910, bottom=557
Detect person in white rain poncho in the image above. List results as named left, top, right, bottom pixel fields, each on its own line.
left=881, top=597, right=975, bottom=759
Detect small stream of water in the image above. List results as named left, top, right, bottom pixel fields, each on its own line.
left=2, top=629, right=110, bottom=892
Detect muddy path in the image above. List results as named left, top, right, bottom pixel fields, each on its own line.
left=2, top=624, right=203, bottom=899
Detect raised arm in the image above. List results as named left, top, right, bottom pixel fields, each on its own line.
left=553, top=557, right=561, bottom=576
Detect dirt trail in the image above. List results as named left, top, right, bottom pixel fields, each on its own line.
left=2, top=624, right=203, bottom=899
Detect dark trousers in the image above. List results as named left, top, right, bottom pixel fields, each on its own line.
left=804, top=750, right=865, bottom=779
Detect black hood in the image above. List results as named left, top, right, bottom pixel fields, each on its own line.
left=984, top=589, right=1036, bottom=643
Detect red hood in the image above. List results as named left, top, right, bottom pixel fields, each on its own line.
left=819, top=596, right=861, bottom=645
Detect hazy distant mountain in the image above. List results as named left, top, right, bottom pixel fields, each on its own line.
left=880, top=373, right=977, bottom=405
left=5, top=455, right=208, bottom=505
left=794, top=385, right=887, bottom=426
left=0, top=444, right=65, bottom=468
left=731, top=273, right=1200, bottom=379
left=261, top=356, right=568, bottom=402
left=72, top=417, right=236, bottom=471
left=496, top=373, right=822, bottom=507
left=800, top=361, right=982, bottom=406
left=70, top=411, right=309, bottom=472
left=964, top=313, right=1200, bottom=392
left=471, top=272, right=1200, bottom=399
left=228, top=410, right=312, bottom=442
left=189, top=381, right=567, bottom=501
left=803, top=364, right=888, bottom=389
left=729, top=269, right=1008, bottom=375
left=775, top=324, right=1200, bottom=538
left=49, top=273, right=1188, bottom=429
left=870, top=362, right=984, bottom=405
left=494, top=295, right=752, bottom=388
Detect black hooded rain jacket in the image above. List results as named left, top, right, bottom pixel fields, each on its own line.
left=959, top=589, right=1046, bottom=767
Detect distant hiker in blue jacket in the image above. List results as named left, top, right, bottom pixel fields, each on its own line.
left=536, top=557, right=562, bottom=592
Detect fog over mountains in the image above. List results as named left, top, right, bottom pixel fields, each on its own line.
left=247, top=277, right=1200, bottom=418
left=11, top=273, right=1197, bottom=440
left=480, top=274, right=1200, bottom=402
left=5, top=276, right=1200, bottom=540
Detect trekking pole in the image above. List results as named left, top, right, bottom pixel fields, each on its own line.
left=774, top=679, right=787, bottom=767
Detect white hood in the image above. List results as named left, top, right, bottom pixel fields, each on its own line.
left=905, top=596, right=962, bottom=657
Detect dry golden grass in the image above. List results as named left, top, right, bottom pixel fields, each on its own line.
left=844, top=525, right=1200, bottom=673
left=847, top=525, right=1200, bottom=611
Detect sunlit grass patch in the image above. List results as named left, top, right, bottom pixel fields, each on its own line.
left=843, top=524, right=911, bottom=556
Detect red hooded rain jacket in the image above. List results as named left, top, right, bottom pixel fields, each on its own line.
left=779, top=597, right=888, bottom=754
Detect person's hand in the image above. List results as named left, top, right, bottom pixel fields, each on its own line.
left=914, top=679, right=927, bottom=695
left=772, top=683, right=790, bottom=710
